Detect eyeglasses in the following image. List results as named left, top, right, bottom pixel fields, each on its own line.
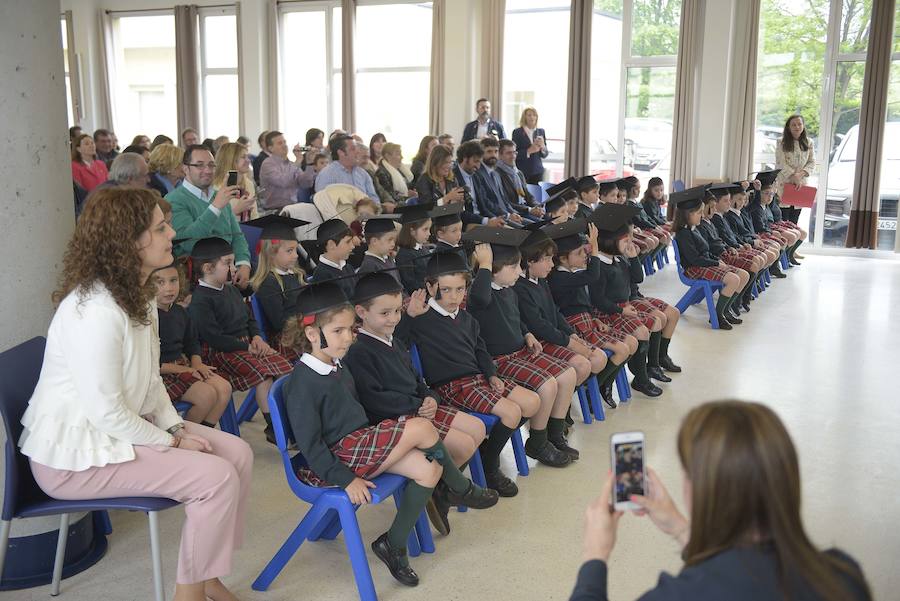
left=187, top=162, right=217, bottom=170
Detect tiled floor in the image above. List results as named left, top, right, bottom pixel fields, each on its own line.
left=9, top=252, right=900, bottom=601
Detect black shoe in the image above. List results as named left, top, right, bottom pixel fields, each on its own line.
left=659, top=355, right=682, bottom=373
left=525, top=438, right=571, bottom=467
left=631, top=378, right=663, bottom=397
left=264, top=425, right=277, bottom=445
left=425, top=485, right=451, bottom=535
left=549, top=435, right=580, bottom=461
left=725, top=312, right=743, bottom=325
left=443, top=481, right=499, bottom=510
left=371, top=533, right=419, bottom=587
left=714, top=316, right=733, bottom=330
left=771, top=267, right=787, bottom=279
left=647, top=366, right=671, bottom=382
left=741, top=296, right=752, bottom=312
left=789, top=256, right=802, bottom=266
left=600, top=380, right=617, bottom=409
left=564, top=412, right=575, bottom=427
left=485, top=469, right=519, bottom=497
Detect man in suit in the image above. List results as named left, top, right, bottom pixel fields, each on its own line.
left=452, top=140, right=506, bottom=227
left=479, top=138, right=533, bottom=226
left=461, top=98, right=507, bottom=142
left=496, top=139, right=544, bottom=219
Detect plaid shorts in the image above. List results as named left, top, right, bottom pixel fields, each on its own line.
left=269, top=331, right=300, bottom=365
left=202, top=337, right=293, bottom=391
left=540, top=342, right=579, bottom=364
left=161, top=356, right=196, bottom=401
left=409, top=405, right=458, bottom=439
left=436, top=374, right=516, bottom=414
left=630, top=297, right=670, bottom=314
left=595, top=309, right=648, bottom=334
left=721, top=248, right=756, bottom=271
left=684, top=264, right=739, bottom=282
left=493, top=346, right=570, bottom=392
left=296, top=419, right=407, bottom=487
left=564, top=312, right=630, bottom=348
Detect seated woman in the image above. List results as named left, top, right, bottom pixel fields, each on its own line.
left=71, top=134, right=109, bottom=193
left=375, top=142, right=418, bottom=206
left=570, top=400, right=871, bottom=601
left=410, top=135, right=439, bottom=185
left=213, top=142, right=260, bottom=222
left=148, top=143, right=185, bottom=197
left=415, top=145, right=466, bottom=207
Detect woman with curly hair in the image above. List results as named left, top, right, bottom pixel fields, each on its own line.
left=18, top=188, right=253, bottom=601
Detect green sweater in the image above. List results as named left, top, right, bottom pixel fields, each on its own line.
left=166, top=185, right=251, bottom=265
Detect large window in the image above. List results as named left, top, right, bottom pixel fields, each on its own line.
left=200, top=9, right=240, bottom=139
left=280, top=2, right=342, bottom=147
left=110, top=13, right=177, bottom=143
left=503, top=0, right=572, bottom=183
left=883, top=9, right=900, bottom=251
left=355, top=2, right=432, bottom=154
left=61, top=15, right=76, bottom=128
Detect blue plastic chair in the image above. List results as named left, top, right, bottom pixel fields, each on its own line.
left=538, top=181, right=554, bottom=193
left=673, top=179, right=685, bottom=193
left=251, top=376, right=433, bottom=601
left=671, top=240, right=725, bottom=329
left=296, top=186, right=312, bottom=203
left=779, top=250, right=791, bottom=270
left=0, top=337, right=179, bottom=601
left=526, top=183, right=546, bottom=204
left=230, top=294, right=271, bottom=424
left=173, top=398, right=241, bottom=436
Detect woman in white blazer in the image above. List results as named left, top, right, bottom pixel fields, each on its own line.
left=19, top=188, right=253, bottom=601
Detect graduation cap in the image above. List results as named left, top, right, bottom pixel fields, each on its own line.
left=590, top=203, right=641, bottom=238
left=708, top=183, right=742, bottom=198
left=243, top=214, right=309, bottom=241
left=543, top=217, right=588, bottom=254
left=426, top=249, right=470, bottom=278
left=430, top=202, right=464, bottom=228
left=461, top=226, right=531, bottom=264
left=545, top=177, right=577, bottom=199
left=576, top=175, right=599, bottom=193
left=615, top=178, right=632, bottom=191
left=754, top=169, right=781, bottom=188
left=362, top=214, right=400, bottom=236
left=190, top=237, right=234, bottom=262
left=520, top=218, right=556, bottom=250
left=597, top=179, right=620, bottom=195
left=669, top=184, right=710, bottom=211
left=316, top=218, right=353, bottom=244
left=352, top=271, right=404, bottom=304
left=297, top=279, right=351, bottom=317
left=395, top=201, right=436, bottom=224
left=544, top=185, right=578, bottom=213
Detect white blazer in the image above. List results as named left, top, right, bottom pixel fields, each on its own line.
left=19, top=283, right=182, bottom=471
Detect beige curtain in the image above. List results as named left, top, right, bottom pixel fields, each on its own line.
left=480, top=0, right=505, bottom=123
left=669, top=0, right=704, bottom=189
left=96, top=10, right=117, bottom=129
left=846, top=0, right=897, bottom=249
left=63, top=11, right=83, bottom=124
left=723, top=0, right=760, bottom=179
left=266, top=0, right=279, bottom=130
left=564, top=0, right=592, bottom=178
left=175, top=5, right=202, bottom=137
left=342, top=0, right=357, bottom=133
left=429, top=0, right=446, bottom=135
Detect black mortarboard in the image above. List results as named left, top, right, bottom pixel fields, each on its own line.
left=296, top=280, right=351, bottom=316
left=622, top=176, right=639, bottom=187
left=589, top=203, right=640, bottom=237
left=520, top=218, right=555, bottom=250
left=615, top=178, right=631, bottom=191
left=544, top=185, right=578, bottom=213
left=543, top=218, right=588, bottom=254
left=461, top=226, right=530, bottom=264
left=243, top=214, right=309, bottom=241
left=362, top=214, right=400, bottom=236
left=708, top=183, right=742, bottom=198
left=395, top=201, right=436, bottom=224
left=352, top=271, right=404, bottom=304
left=576, top=175, right=599, bottom=193
left=669, top=184, right=710, bottom=211
left=426, top=249, right=470, bottom=278
left=190, top=237, right=234, bottom=262
left=598, top=179, right=619, bottom=195
left=754, top=169, right=781, bottom=188
left=545, top=177, right=577, bottom=198
left=316, top=218, right=353, bottom=243
left=430, top=202, right=464, bottom=227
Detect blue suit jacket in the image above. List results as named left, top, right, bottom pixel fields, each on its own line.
left=461, top=119, right=507, bottom=142
left=453, top=164, right=507, bottom=224
left=512, top=127, right=548, bottom=178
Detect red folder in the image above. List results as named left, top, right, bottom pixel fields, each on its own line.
left=781, top=185, right=816, bottom=208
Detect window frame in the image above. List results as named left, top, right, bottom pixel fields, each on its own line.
left=198, top=6, right=242, bottom=137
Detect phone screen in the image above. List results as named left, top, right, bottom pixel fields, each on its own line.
left=613, top=440, right=645, bottom=503
left=227, top=170, right=239, bottom=187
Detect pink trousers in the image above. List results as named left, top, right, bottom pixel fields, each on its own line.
left=30, top=422, right=253, bottom=584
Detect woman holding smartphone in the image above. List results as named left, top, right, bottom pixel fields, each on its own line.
left=570, top=401, right=871, bottom=601
left=512, top=107, right=549, bottom=185
left=213, top=142, right=259, bottom=221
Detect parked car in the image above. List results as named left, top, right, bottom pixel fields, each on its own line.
left=624, top=118, right=672, bottom=170
left=543, top=138, right=634, bottom=184
left=815, top=122, right=899, bottom=249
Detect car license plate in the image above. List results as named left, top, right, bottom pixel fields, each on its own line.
left=878, top=219, right=896, bottom=230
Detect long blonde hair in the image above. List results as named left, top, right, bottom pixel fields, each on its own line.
left=213, top=142, right=254, bottom=192
left=249, top=239, right=306, bottom=292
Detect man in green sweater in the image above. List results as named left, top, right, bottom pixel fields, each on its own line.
left=167, top=145, right=253, bottom=287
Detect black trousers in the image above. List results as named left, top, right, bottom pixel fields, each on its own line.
left=781, top=206, right=802, bottom=224
left=525, top=172, right=544, bottom=185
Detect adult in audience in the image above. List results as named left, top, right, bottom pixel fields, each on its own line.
left=236, top=135, right=250, bottom=148
left=570, top=400, right=871, bottom=601
left=314, top=134, right=378, bottom=199
left=148, top=143, right=185, bottom=197
left=151, top=134, right=174, bottom=150
left=438, top=133, right=456, bottom=155
left=252, top=130, right=270, bottom=185
left=775, top=114, right=816, bottom=226
left=68, top=125, right=82, bottom=144
left=20, top=188, right=252, bottom=601
left=497, top=139, right=543, bottom=217
left=461, top=98, right=506, bottom=142
left=358, top=142, right=379, bottom=175
left=105, top=152, right=150, bottom=189
left=259, top=130, right=314, bottom=212
left=369, top=132, right=386, bottom=165
left=452, top=140, right=506, bottom=227
left=213, top=135, right=230, bottom=154
left=479, top=137, right=525, bottom=224
left=328, top=128, right=347, bottom=141
left=131, top=135, right=152, bottom=150
left=181, top=127, right=200, bottom=149
left=512, top=106, right=548, bottom=184
left=201, top=138, right=217, bottom=156
left=71, top=134, right=109, bottom=193
left=213, top=142, right=259, bottom=221
left=410, top=135, right=439, bottom=185
left=299, top=127, right=326, bottom=169
left=167, top=144, right=252, bottom=287
left=94, top=128, right=119, bottom=167
left=122, top=144, right=151, bottom=163
left=375, top=142, right=417, bottom=206
left=109, top=131, right=120, bottom=152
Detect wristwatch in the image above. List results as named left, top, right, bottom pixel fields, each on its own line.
left=167, top=423, right=186, bottom=435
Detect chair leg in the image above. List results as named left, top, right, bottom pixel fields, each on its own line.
left=395, top=490, right=422, bottom=557
left=252, top=502, right=330, bottom=591
left=50, top=513, right=70, bottom=596
left=96, top=510, right=113, bottom=535
left=616, top=367, right=631, bottom=402
left=577, top=385, right=592, bottom=424
left=780, top=251, right=790, bottom=270
left=587, top=376, right=605, bottom=421
left=414, top=510, right=435, bottom=554
left=0, top=519, right=10, bottom=585
left=675, top=285, right=699, bottom=314
left=147, top=511, right=165, bottom=601
left=704, top=286, right=720, bottom=330
left=308, top=508, right=341, bottom=541
left=511, top=428, right=529, bottom=477
left=336, top=503, right=378, bottom=601
left=235, top=387, right=258, bottom=424
left=468, top=447, right=487, bottom=488
left=219, top=396, right=241, bottom=436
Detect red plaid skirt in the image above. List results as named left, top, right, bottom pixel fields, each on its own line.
left=758, top=232, right=788, bottom=246
left=773, top=221, right=800, bottom=231
left=595, top=309, right=647, bottom=334
left=161, top=356, right=197, bottom=401
left=630, top=297, right=670, bottom=314
left=632, top=230, right=656, bottom=253
left=202, top=337, right=293, bottom=391
left=651, top=227, right=672, bottom=244
left=435, top=374, right=516, bottom=414
left=270, top=331, right=300, bottom=364
left=409, top=405, right=458, bottom=439
left=296, top=419, right=407, bottom=487
left=661, top=223, right=672, bottom=232
left=493, top=345, right=569, bottom=392
left=541, top=342, right=579, bottom=364
left=613, top=303, right=654, bottom=330
left=721, top=248, right=756, bottom=271
left=564, top=312, right=630, bottom=348
left=684, top=264, right=738, bottom=281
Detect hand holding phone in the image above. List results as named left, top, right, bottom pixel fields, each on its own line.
left=227, top=170, right=239, bottom=187
left=610, top=431, right=646, bottom=511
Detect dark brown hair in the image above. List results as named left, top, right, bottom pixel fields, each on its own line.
left=672, top=206, right=700, bottom=232
left=521, top=238, right=557, bottom=270
left=71, top=134, right=93, bottom=162
left=280, top=305, right=354, bottom=355
left=413, top=135, right=439, bottom=165
left=678, top=401, right=871, bottom=601
left=54, top=188, right=161, bottom=324
left=781, top=114, right=810, bottom=153
left=398, top=219, right=431, bottom=249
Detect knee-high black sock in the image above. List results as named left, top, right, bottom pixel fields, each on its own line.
left=479, top=423, right=515, bottom=473
left=386, top=481, right=434, bottom=556
left=659, top=336, right=672, bottom=358
left=627, top=340, right=650, bottom=385
left=715, top=293, right=733, bottom=318
left=648, top=331, right=661, bottom=369
left=421, top=441, right=470, bottom=494
left=788, top=239, right=803, bottom=259
left=594, top=357, right=621, bottom=388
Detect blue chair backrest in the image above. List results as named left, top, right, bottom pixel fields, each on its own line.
left=250, top=294, right=270, bottom=342
left=296, top=186, right=312, bottom=203
left=673, top=179, right=685, bottom=193
left=526, top=184, right=545, bottom=204
left=538, top=181, right=553, bottom=193
left=409, top=344, right=424, bottom=378
left=240, top=223, right=263, bottom=269
left=0, top=337, right=49, bottom=521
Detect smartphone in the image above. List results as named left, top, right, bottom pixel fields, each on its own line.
left=227, top=170, right=239, bottom=187
left=610, top=431, right=646, bottom=511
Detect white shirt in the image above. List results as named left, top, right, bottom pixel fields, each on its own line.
left=182, top=179, right=219, bottom=214
left=596, top=253, right=614, bottom=264
left=476, top=120, right=489, bottom=139
left=198, top=279, right=224, bottom=291
left=364, top=251, right=388, bottom=262
left=19, top=284, right=182, bottom=471
left=274, top=268, right=294, bottom=276
left=318, top=255, right=347, bottom=270
left=428, top=297, right=459, bottom=319
left=300, top=352, right=340, bottom=375
left=358, top=328, right=393, bottom=347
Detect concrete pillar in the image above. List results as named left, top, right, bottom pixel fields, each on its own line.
left=0, top=0, right=79, bottom=541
